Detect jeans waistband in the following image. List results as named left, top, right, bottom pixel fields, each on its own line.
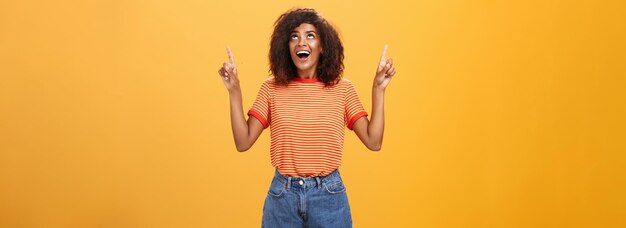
left=273, top=169, right=340, bottom=190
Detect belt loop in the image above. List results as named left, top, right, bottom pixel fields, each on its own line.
left=286, top=177, right=292, bottom=191
left=315, top=177, right=321, bottom=189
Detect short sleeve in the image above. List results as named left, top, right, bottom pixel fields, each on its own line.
left=247, top=79, right=272, bottom=129
left=344, top=80, right=368, bottom=130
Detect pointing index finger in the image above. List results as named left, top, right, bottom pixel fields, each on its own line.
left=380, top=44, right=388, bottom=63
left=227, top=47, right=235, bottom=64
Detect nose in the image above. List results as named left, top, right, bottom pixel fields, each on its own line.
left=297, top=37, right=307, bottom=47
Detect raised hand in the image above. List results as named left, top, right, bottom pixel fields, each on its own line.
left=218, top=47, right=240, bottom=91
left=374, top=44, right=396, bottom=89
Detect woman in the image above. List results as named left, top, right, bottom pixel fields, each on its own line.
left=217, top=8, right=396, bottom=227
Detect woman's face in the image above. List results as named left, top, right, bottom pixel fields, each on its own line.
left=289, top=23, right=322, bottom=76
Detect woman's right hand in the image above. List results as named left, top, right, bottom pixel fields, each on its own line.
left=218, top=47, right=240, bottom=92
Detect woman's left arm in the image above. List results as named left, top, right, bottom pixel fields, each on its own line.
left=352, top=45, right=396, bottom=151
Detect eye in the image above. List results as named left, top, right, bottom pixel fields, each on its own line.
left=290, top=34, right=298, bottom=40
left=307, top=34, right=315, bottom=39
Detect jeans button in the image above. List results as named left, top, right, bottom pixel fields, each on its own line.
left=299, top=180, right=304, bottom=185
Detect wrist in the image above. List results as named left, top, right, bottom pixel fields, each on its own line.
left=372, top=84, right=386, bottom=93
left=228, top=87, right=242, bottom=96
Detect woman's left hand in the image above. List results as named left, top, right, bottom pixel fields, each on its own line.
left=374, top=44, right=396, bottom=90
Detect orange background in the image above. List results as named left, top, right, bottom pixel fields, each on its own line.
left=1, top=0, right=625, bottom=227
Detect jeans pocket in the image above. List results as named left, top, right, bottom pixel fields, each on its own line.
left=322, top=178, right=347, bottom=194
left=267, top=177, right=287, bottom=197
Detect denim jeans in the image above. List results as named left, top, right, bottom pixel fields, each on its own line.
left=262, top=168, right=353, bottom=228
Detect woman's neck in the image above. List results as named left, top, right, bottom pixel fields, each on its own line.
left=297, top=69, right=317, bottom=79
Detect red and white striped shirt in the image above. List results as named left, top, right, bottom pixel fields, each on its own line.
left=248, top=77, right=367, bottom=177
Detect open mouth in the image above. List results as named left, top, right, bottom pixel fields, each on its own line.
left=296, top=50, right=310, bottom=60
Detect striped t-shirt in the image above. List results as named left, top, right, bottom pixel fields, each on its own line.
left=248, top=77, right=368, bottom=177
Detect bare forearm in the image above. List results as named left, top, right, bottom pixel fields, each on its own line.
left=228, top=89, right=251, bottom=151
left=367, top=85, right=385, bottom=150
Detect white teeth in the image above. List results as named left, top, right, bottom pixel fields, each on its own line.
left=296, top=50, right=310, bottom=55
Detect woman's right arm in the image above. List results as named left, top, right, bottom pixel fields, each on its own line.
left=218, top=48, right=265, bottom=152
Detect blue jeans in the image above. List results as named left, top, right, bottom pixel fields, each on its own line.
left=262, top=169, right=353, bottom=228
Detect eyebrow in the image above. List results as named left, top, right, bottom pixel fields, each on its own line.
left=291, top=30, right=318, bottom=34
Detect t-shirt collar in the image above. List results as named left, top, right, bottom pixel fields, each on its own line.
left=293, top=77, right=320, bottom=83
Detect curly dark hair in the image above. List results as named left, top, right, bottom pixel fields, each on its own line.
left=269, top=8, right=344, bottom=87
